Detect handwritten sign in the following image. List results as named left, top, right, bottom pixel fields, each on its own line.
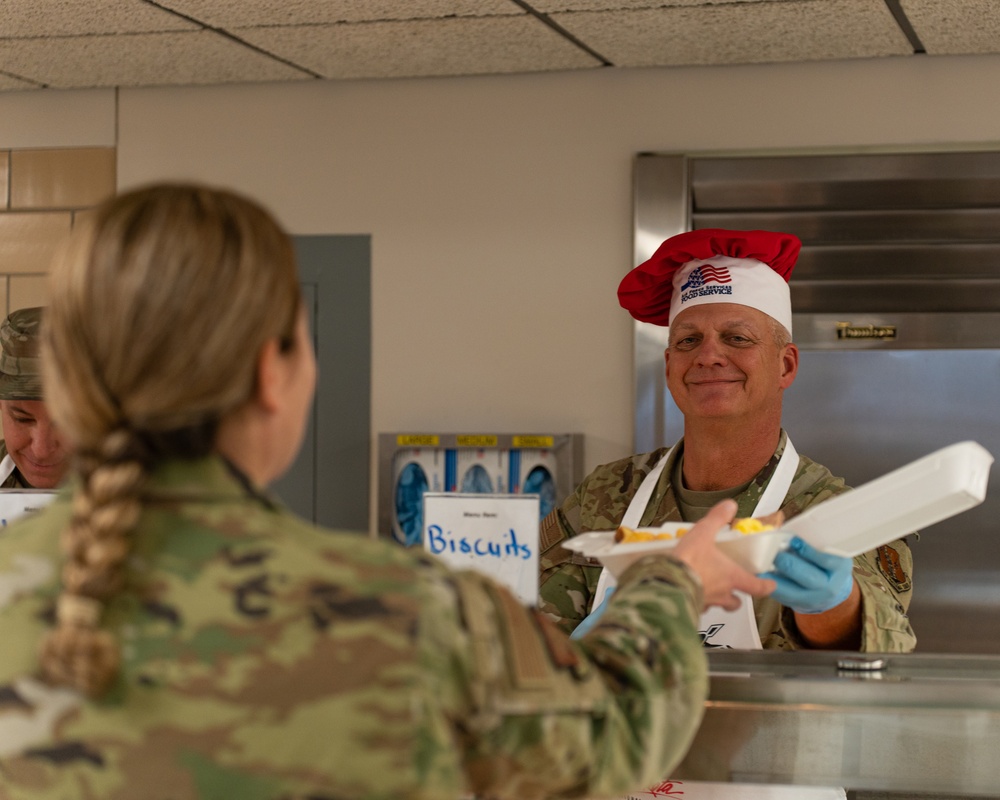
left=0, top=491, right=57, bottom=528
left=422, top=492, right=540, bottom=606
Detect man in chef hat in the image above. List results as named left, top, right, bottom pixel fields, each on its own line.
left=539, top=229, right=915, bottom=652
left=0, top=307, right=70, bottom=489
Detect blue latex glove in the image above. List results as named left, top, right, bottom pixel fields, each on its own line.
left=570, top=587, right=616, bottom=640
left=761, top=537, right=854, bottom=614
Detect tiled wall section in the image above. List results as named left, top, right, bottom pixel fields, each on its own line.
left=0, top=147, right=116, bottom=314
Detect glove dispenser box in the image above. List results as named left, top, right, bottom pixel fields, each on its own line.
left=378, top=433, right=583, bottom=546
left=390, top=448, right=446, bottom=547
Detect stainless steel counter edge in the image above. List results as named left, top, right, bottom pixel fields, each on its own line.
left=672, top=650, right=1000, bottom=796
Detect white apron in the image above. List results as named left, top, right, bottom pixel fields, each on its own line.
left=592, top=438, right=799, bottom=649
left=0, top=454, right=17, bottom=485
left=601, top=438, right=847, bottom=800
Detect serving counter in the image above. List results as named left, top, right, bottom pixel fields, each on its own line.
left=673, top=650, right=1000, bottom=798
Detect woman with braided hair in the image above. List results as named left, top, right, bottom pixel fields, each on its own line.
left=35, top=182, right=308, bottom=700
left=0, top=183, right=773, bottom=799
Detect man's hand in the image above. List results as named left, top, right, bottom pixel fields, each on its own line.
left=762, top=536, right=854, bottom=614
left=673, top=499, right=777, bottom=612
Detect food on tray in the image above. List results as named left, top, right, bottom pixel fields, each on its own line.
left=615, top=525, right=689, bottom=543
left=730, top=517, right=776, bottom=535
left=614, top=517, right=774, bottom=544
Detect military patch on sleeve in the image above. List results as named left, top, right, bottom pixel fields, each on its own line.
left=538, top=509, right=565, bottom=553
left=539, top=510, right=602, bottom=568
left=532, top=609, right=580, bottom=672
left=877, top=545, right=911, bottom=593
left=488, top=585, right=559, bottom=687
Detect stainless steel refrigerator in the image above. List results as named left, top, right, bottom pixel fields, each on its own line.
left=633, top=150, right=1000, bottom=654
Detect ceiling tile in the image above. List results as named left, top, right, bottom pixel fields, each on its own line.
left=0, top=72, right=37, bottom=91
left=551, top=0, right=913, bottom=67
left=0, top=0, right=197, bottom=38
left=237, top=15, right=600, bottom=80
left=156, top=0, right=517, bottom=28
left=901, top=0, right=1000, bottom=54
left=0, top=31, right=311, bottom=90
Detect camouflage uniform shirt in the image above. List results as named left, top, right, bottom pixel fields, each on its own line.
left=538, top=431, right=916, bottom=652
left=0, top=456, right=715, bottom=800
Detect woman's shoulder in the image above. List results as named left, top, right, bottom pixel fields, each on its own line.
left=0, top=482, right=446, bottom=596
left=266, top=506, right=448, bottom=584
left=144, top=457, right=446, bottom=582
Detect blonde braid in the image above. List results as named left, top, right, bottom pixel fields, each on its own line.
left=39, top=430, right=147, bottom=696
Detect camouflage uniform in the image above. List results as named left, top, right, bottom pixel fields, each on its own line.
left=0, top=307, right=45, bottom=402
left=539, top=431, right=916, bottom=653
left=0, top=455, right=713, bottom=800
left=0, top=307, right=46, bottom=490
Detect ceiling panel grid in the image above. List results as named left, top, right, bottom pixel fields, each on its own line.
left=0, top=0, right=997, bottom=92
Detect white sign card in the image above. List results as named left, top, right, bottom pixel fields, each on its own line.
left=422, top=492, right=540, bottom=606
left=0, top=491, right=57, bottom=529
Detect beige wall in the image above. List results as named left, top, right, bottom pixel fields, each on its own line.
left=3, top=54, right=1000, bottom=532
left=0, top=146, right=116, bottom=314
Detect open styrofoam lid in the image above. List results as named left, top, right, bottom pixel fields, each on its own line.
left=563, top=441, right=993, bottom=575
left=781, top=440, right=993, bottom=557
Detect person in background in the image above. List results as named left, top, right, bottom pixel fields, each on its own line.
left=540, top=229, right=915, bottom=653
left=0, top=307, right=70, bottom=489
left=0, top=184, right=775, bottom=799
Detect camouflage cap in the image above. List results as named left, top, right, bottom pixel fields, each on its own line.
left=0, top=307, right=44, bottom=400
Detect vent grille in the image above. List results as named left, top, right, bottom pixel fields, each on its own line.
left=681, top=151, right=1000, bottom=313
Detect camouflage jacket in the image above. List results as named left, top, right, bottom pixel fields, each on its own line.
left=0, top=440, right=31, bottom=489
left=0, top=456, right=713, bottom=800
left=538, top=432, right=916, bottom=653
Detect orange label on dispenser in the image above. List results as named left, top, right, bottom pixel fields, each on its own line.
left=456, top=435, right=498, bottom=448
left=513, top=436, right=554, bottom=449
left=396, top=434, right=439, bottom=447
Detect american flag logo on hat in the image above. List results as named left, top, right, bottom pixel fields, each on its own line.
left=681, top=264, right=732, bottom=292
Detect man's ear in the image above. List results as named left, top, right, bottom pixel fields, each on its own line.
left=255, top=338, right=284, bottom=414
left=779, top=342, right=799, bottom=388
left=663, top=348, right=670, bottom=379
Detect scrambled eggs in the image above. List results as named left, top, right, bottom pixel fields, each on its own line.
left=730, top=517, right=775, bottom=535
left=615, top=517, right=774, bottom=544
left=614, top=525, right=689, bottom=543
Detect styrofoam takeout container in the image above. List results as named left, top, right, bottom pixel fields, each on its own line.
left=782, top=440, right=993, bottom=557
left=562, top=441, right=993, bottom=577
left=561, top=523, right=793, bottom=576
